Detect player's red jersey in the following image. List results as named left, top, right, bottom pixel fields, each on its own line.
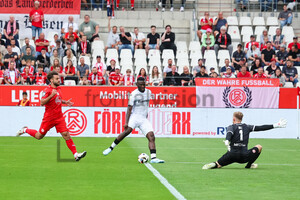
left=41, top=85, right=63, bottom=121
left=109, top=72, right=122, bottom=85
left=34, top=72, right=47, bottom=85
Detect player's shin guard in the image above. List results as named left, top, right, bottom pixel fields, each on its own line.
left=150, top=149, right=156, bottom=159
left=25, top=128, right=38, bottom=138
left=66, top=139, right=77, bottom=156
left=110, top=139, right=120, bottom=150
left=245, top=148, right=261, bottom=168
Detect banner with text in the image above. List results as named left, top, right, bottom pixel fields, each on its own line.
left=0, top=107, right=297, bottom=138
left=195, top=78, right=280, bottom=108
left=0, top=0, right=80, bottom=39
left=0, top=86, right=196, bottom=107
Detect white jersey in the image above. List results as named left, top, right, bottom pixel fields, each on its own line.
left=128, top=88, right=151, bottom=118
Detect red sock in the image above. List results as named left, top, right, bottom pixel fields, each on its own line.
left=25, top=129, right=37, bottom=137
left=66, top=139, right=77, bottom=155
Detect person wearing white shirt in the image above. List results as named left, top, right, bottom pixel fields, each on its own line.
left=93, top=55, right=107, bottom=75
left=61, top=16, right=78, bottom=36
left=131, top=27, right=146, bottom=49
left=11, top=39, right=21, bottom=57
left=105, top=17, right=119, bottom=53
left=102, top=77, right=165, bottom=163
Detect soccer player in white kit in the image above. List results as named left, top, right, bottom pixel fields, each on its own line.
left=103, top=77, right=165, bottom=163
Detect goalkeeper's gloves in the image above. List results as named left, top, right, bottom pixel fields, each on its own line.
left=223, top=140, right=231, bottom=151
left=273, top=118, right=287, bottom=128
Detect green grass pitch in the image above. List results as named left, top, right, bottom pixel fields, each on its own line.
left=1, top=137, right=300, bottom=200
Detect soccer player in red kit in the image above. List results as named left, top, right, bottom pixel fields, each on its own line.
left=17, top=71, right=87, bottom=161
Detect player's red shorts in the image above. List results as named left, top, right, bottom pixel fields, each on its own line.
left=39, top=117, right=68, bottom=135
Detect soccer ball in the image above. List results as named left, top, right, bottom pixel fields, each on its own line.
left=138, top=153, right=149, bottom=164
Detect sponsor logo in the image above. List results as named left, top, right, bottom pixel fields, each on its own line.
left=63, top=109, right=87, bottom=136
left=223, top=86, right=252, bottom=108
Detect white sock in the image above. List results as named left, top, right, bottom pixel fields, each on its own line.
left=74, top=152, right=78, bottom=158
left=151, top=153, right=156, bottom=159
left=23, top=128, right=28, bottom=133
left=111, top=142, right=117, bottom=149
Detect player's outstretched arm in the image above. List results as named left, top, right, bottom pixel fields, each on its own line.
left=254, top=119, right=287, bottom=131
left=62, top=98, right=74, bottom=106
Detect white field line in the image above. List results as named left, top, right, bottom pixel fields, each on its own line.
left=169, top=162, right=300, bottom=166
left=145, top=163, right=186, bottom=200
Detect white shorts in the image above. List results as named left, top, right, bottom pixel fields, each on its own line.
left=128, top=115, right=153, bottom=136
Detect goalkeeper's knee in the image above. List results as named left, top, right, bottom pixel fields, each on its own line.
left=255, top=144, right=262, bottom=153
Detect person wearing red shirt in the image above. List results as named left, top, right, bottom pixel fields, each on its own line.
left=18, top=92, right=30, bottom=106
left=288, top=36, right=300, bottom=51
left=197, top=12, right=213, bottom=42
left=29, top=1, right=44, bottom=40
left=64, top=26, right=80, bottom=43
left=21, top=65, right=34, bottom=85
left=23, top=59, right=35, bottom=74
left=50, top=58, right=63, bottom=72
left=136, top=68, right=149, bottom=85
left=253, top=67, right=268, bottom=78
left=122, top=69, right=135, bottom=86
left=34, top=65, right=47, bottom=85
left=237, top=66, right=252, bottom=78
left=88, top=67, right=105, bottom=85
left=93, top=55, right=107, bottom=75
left=109, top=66, right=122, bottom=86
left=0, top=69, right=4, bottom=85
left=35, top=33, right=49, bottom=57
left=17, top=71, right=87, bottom=161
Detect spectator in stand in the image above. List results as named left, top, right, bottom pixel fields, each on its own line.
left=109, top=66, right=122, bottom=86
left=209, top=67, right=218, bottom=77
left=106, top=59, right=117, bottom=76
left=105, top=17, right=119, bottom=53
left=164, top=65, right=180, bottom=86
left=260, top=29, right=271, bottom=47
left=288, top=45, right=300, bottom=66
left=266, top=58, right=279, bottom=76
left=79, top=75, right=89, bottom=85
left=50, top=58, right=63, bottom=72
left=276, top=44, right=288, bottom=67
left=11, top=39, right=20, bottom=58
left=61, top=16, right=79, bottom=37
left=246, top=44, right=261, bottom=66
left=17, top=92, right=30, bottom=106
left=180, top=66, right=193, bottom=86
left=237, top=65, right=252, bottom=78
left=118, top=26, right=134, bottom=54
left=64, top=42, right=76, bottom=57
left=21, top=47, right=35, bottom=67
left=35, top=33, right=49, bottom=57
left=93, top=55, right=107, bottom=75
left=220, top=58, right=235, bottom=76
left=251, top=58, right=263, bottom=76
left=271, top=68, right=285, bottom=87
left=21, top=59, right=35, bottom=75
left=261, top=41, right=275, bottom=66
left=195, top=66, right=209, bottom=78
left=214, top=26, right=233, bottom=58
left=4, top=46, right=18, bottom=69
left=259, top=0, right=272, bottom=12
left=132, top=27, right=146, bottom=50
left=197, top=12, right=213, bottom=42
left=245, top=35, right=260, bottom=54
left=78, top=35, right=91, bottom=58
left=145, top=25, right=160, bottom=54
left=36, top=48, right=50, bottom=72
left=21, top=65, right=34, bottom=85
left=50, top=39, right=64, bottom=58
left=77, top=57, right=89, bottom=83
left=253, top=67, right=268, bottom=78
left=30, top=1, right=44, bottom=40
left=0, top=33, right=5, bottom=46
left=161, top=0, right=173, bottom=12
left=180, top=0, right=186, bottom=12
left=64, top=26, right=80, bottom=44
left=278, top=4, right=293, bottom=28
left=213, top=12, right=228, bottom=36
left=79, top=15, right=100, bottom=42
left=89, top=67, right=106, bottom=85
left=283, top=60, right=298, bottom=87
left=122, top=69, right=135, bottom=86
left=4, top=61, right=20, bottom=85
left=91, top=0, right=104, bottom=11
left=163, top=59, right=173, bottom=78
left=0, top=69, right=3, bottom=84
left=150, top=66, right=163, bottom=86
left=288, top=37, right=300, bottom=52
left=236, top=0, right=248, bottom=11
left=69, top=35, right=78, bottom=55
left=232, top=44, right=246, bottom=71
left=50, top=49, right=62, bottom=67
left=222, top=67, right=236, bottom=78
left=272, top=28, right=286, bottom=51
left=63, top=49, right=77, bottom=68
left=34, top=65, right=47, bottom=85
left=116, top=0, right=135, bottom=10
left=49, top=34, right=59, bottom=51
left=160, top=25, right=177, bottom=56
left=201, top=28, right=215, bottom=55
left=193, top=59, right=204, bottom=77
left=3, top=15, right=20, bottom=47
left=64, top=60, right=78, bottom=84
left=54, top=65, right=65, bottom=85
left=21, top=38, right=35, bottom=57
left=0, top=41, right=8, bottom=61
left=137, top=68, right=149, bottom=85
